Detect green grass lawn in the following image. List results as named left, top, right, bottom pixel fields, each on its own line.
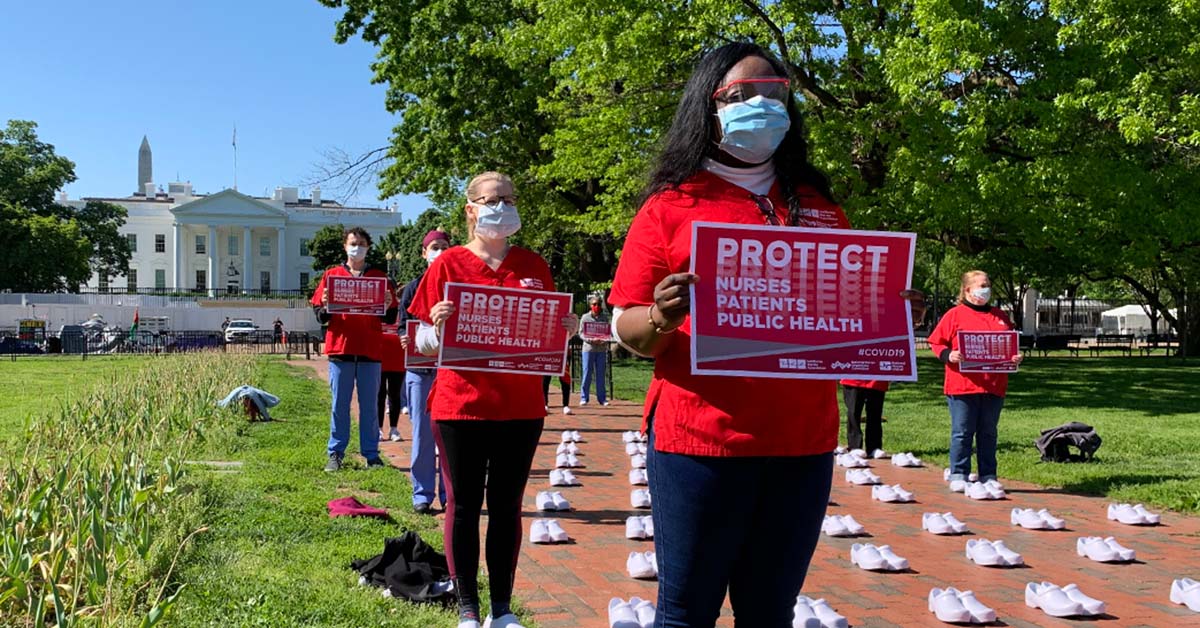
left=0, top=355, right=150, bottom=440
left=171, top=358, right=468, bottom=627
left=611, top=355, right=1200, bottom=513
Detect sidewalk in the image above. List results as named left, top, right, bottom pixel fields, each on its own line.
left=290, top=359, right=1200, bottom=627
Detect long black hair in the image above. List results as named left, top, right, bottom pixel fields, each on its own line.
left=642, top=42, right=834, bottom=225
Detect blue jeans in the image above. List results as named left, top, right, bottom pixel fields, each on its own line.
left=327, top=359, right=381, bottom=460
left=947, top=394, right=1005, bottom=482
left=406, top=369, right=445, bottom=507
left=580, top=350, right=607, bottom=403
left=647, top=427, right=832, bottom=627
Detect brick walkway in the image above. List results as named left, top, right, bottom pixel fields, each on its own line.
left=291, top=360, right=1200, bottom=627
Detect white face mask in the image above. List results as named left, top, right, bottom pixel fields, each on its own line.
left=969, top=287, right=991, bottom=303
left=426, top=248, right=443, bottom=264
left=346, top=245, right=367, bottom=261
left=471, top=201, right=521, bottom=239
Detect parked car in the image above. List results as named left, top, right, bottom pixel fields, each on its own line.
left=224, top=319, right=258, bottom=343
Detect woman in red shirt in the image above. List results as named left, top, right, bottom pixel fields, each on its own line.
left=610, top=43, right=922, bottom=626
left=409, top=171, right=576, bottom=628
left=927, top=270, right=1022, bottom=489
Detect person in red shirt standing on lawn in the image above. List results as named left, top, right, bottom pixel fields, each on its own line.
left=310, top=227, right=398, bottom=472
left=409, top=171, right=578, bottom=628
left=927, top=270, right=1022, bottom=490
left=377, top=320, right=405, bottom=443
left=840, top=379, right=890, bottom=457
left=609, top=42, right=923, bottom=627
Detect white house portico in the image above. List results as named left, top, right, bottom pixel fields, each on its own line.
left=68, top=136, right=406, bottom=294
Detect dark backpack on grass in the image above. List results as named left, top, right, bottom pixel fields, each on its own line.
left=1035, top=422, right=1102, bottom=462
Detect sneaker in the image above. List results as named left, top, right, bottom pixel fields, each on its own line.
left=630, top=454, right=647, bottom=470
left=640, top=515, right=654, bottom=539
left=608, top=598, right=641, bottom=628
left=626, top=516, right=647, bottom=540
left=871, top=448, right=888, bottom=459
left=550, top=491, right=571, bottom=511
left=627, top=551, right=656, bottom=579
left=602, top=401, right=611, bottom=407
left=414, top=502, right=432, bottom=515
left=562, top=406, right=572, bottom=415
left=1170, top=578, right=1200, bottom=612
left=949, top=479, right=967, bottom=493
left=401, top=406, right=409, bottom=415
left=580, top=399, right=589, bottom=406
left=365, top=457, right=386, bottom=469
left=791, top=595, right=823, bottom=628
left=536, top=491, right=556, bottom=511
left=546, top=519, right=569, bottom=543
left=482, top=613, right=525, bottom=628
left=324, top=453, right=343, bottom=472
left=388, top=428, right=402, bottom=442
left=629, top=468, right=648, bottom=486
left=630, top=489, right=652, bottom=509
left=629, top=596, right=655, bottom=627
left=530, top=520, right=551, bottom=544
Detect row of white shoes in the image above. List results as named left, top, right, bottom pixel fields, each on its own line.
left=621, top=430, right=648, bottom=443
left=1171, top=578, right=1200, bottom=612
left=922, top=512, right=969, bottom=535
left=1010, top=507, right=1066, bottom=530
left=555, top=453, right=582, bottom=468
left=560, top=430, right=584, bottom=443
left=534, top=491, right=571, bottom=511
left=845, top=469, right=881, bottom=485
left=849, top=543, right=908, bottom=571
left=1108, top=502, right=1160, bottom=525
left=965, top=538, right=1024, bottom=566
left=835, top=452, right=872, bottom=468
left=871, top=484, right=914, bottom=503
left=529, top=519, right=570, bottom=544
left=556, top=442, right=580, bottom=455
left=629, top=468, right=648, bottom=486
left=1076, top=536, right=1136, bottom=562
left=792, top=595, right=848, bottom=628
left=1025, top=581, right=1105, bottom=617
left=608, top=597, right=655, bottom=628
left=625, top=515, right=655, bottom=540
left=548, top=469, right=580, bottom=486
left=821, top=514, right=867, bottom=537
left=630, top=488, right=652, bottom=509
left=928, top=587, right=996, bottom=624
left=891, top=452, right=923, bottom=467
left=626, top=551, right=658, bottom=579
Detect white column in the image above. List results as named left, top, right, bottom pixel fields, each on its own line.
left=276, top=226, right=286, bottom=292
left=207, top=225, right=217, bottom=298
left=172, top=223, right=182, bottom=289
left=242, top=226, right=252, bottom=293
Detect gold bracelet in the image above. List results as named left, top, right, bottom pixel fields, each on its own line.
left=648, top=304, right=678, bottom=334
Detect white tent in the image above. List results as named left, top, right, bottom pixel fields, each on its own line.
left=1100, top=304, right=1155, bottom=334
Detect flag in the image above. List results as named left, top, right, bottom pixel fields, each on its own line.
left=129, top=308, right=139, bottom=340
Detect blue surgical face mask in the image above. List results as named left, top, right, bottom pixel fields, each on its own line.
left=471, top=201, right=521, bottom=239
left=714, top=95, right=791, bottom=164
left=970, top=287, right=991, bottom=303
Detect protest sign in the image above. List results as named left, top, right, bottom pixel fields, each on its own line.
left=957, top=330, right=1020, bottom=373
left=689, top=222, right=917, bottom=380
left=581, top=321, right=612, bottom=342
left=439, top=282, right=572, bottom=376
left=404, top=320, right=439, bottom=369
left=327, top=276, right=388, bottom=316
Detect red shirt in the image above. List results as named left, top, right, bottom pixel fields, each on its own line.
left=840, top=380, right=890, bottom=392
left=309, top=265, right=397, bottom=361
left=609, top=170, right=850, bottom=457
left=408, top=245, right=555, bottom=421
left=380, top=324, right=405, bottom=373
left=927, top=303, right=1014, bottom=396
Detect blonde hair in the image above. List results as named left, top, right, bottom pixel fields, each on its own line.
left=464, top=171, right=514, bottom=240
left=958, top=270, right=989, bottom=304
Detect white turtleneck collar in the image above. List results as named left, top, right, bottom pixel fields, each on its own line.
left=702, top=157, right=776, bottom=196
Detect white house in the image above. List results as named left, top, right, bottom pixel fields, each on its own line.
left=67, top=136, right=406, bottom=295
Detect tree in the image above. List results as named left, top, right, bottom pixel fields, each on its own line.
left=376, top=208, right=451, bottom=286
left=0, top=120, right=130, bottom=291
left=319, top=0, right=1200, bottom=351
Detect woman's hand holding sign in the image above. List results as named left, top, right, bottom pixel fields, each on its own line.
left=652, top=272, right=701, bottom=332
left=430, top=300, right=456, bottom=329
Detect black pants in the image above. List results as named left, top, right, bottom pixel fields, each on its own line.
left=434, top=418, right=544, bottom=618
left=542, top=375, right=569, bottom=408
left=377, top=371, right=404, bottom=429
left=843, top=385, right=886, bottom=452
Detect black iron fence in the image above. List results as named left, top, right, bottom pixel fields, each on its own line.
left=0, top=328, right=320, bottom=360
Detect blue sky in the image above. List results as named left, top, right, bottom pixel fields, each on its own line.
left=0, top=0, right=430, bottom=220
